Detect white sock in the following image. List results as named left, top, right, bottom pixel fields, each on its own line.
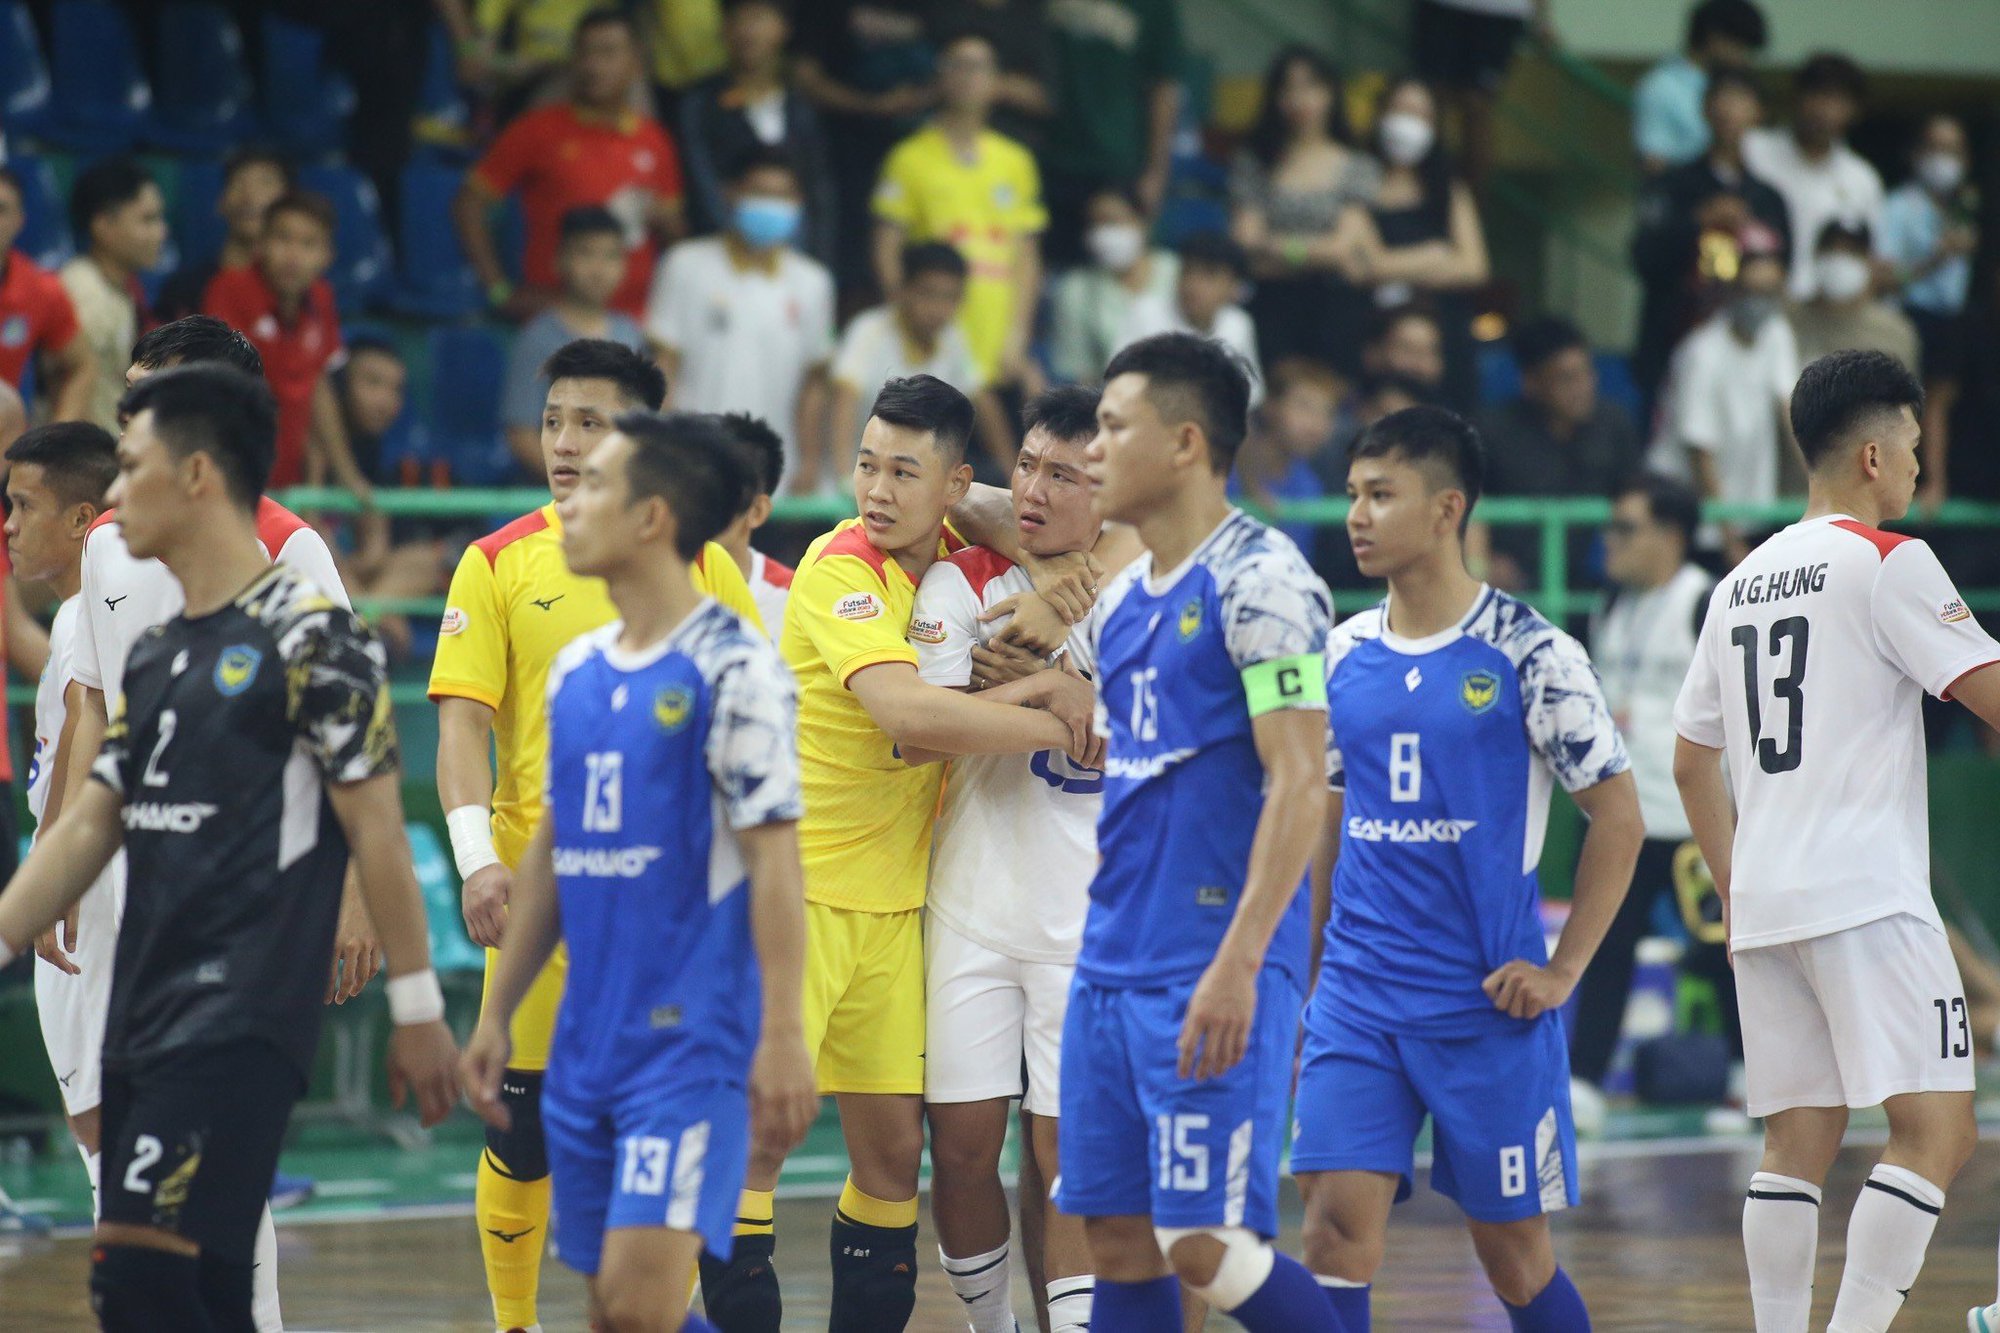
left=1047, top=1274, right=1094, bottom=1333
left=1828, top=1164, right=1945, bottom=1332
left=1743, top=1171, right=1821, bottom=1333
left=253, top=1204, right=282, bottom=1332
left=78, top=1146, right=100, bottom=1221
left=940, top=1241, right=1015, bottom=1333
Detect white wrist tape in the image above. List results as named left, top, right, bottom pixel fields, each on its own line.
left=387, top=969, right=446, bottom=1026
left=447, top=805, right=500, bottom=880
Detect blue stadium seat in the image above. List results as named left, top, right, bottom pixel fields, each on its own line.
left=172, top=156, right=227, bottom=270
left=6, top=153, right=70, bottom=268
left=150, top=2, right=254, bottom=154
left=412, top=20, right=469, bottom=150
left=426, top=325, right=511, bottom=484
left=1595, top=351, right=1643, bottom=423
left=1477, top=343, right=1520, bottom=407
left=259, top=14, right=354, bottom=159
left=0, top=1, right=51, bottom=140
left=296, top=164, right=389, bottom=312
left=386, top=162, right=481, bottom=319
left=44, top=0, right=152, bottom=152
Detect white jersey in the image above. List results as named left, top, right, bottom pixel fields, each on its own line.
left=911, top=547, right=1102, bottom=963
left=748, top=548, right=792, bottom=640
left=1674, top=514, right=2000, bottom=949
left=27, top=597, right=80, bottom=824
left=74, top=498, right=349, bottom=708
left=1591, top=563, right=1712, bottom=840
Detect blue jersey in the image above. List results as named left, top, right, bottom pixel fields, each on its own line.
left=1317, top=588, right=1628, bottom=1038
left=543, top=601, right=803, bottom=1103
left=1082, top=510, right=1333, bottom=989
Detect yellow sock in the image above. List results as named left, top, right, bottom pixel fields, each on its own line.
left=836, top=1176, right=918, bottom=1229
left=735, top=1187, right=776, bottom=1238
left=476, top=1148, right=550, bottom=1329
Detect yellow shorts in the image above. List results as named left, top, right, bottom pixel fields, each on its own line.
left=480, top=942, right=567, bottom=1073
left=803, top=903, right=925, bottom=1095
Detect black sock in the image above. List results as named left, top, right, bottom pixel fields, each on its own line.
left=827, top=1211, right=918, bottom=1333
left=93, top=1244, right=217, bottom=1333
left=699, top=1233, right=783, bottom=1333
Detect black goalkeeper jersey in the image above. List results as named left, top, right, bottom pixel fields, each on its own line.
left=92, top=564, right=399, bottom=1078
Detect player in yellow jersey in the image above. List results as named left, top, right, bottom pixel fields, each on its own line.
left=695, top=373, right=1096, bottom=1333
left=429, top=339, right=762, bottom=1333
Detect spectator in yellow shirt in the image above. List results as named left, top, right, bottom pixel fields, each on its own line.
left=872, top=32, right=1046, bottom=395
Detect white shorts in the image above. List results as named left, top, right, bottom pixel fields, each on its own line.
left=33, top=867, right=123, bottom=1117
left=924, top=914, right=1074, bottom=1116
left=1736, top=912, right=1974, bottom=1119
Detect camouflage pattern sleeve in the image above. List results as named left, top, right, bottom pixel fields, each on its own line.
left=1520, top=627, right=1631, bottom=795
left=283, top=605, right=401, bottom=785
left=1220, top=533, right=1335, bottom=671
left=705, top=633, right=805, bottom=831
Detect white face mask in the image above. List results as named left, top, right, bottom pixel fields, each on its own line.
left=1378, top=111, right=1435, bottom=167
left=1817, top=252, right=1872, bottom=303
left=1917, top=151, right=1965, bottom=195
left=1087, top=223, right=1146, bottom=273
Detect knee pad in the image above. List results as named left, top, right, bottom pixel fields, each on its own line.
left=700, top=1235, right=783, bottom=1333
left=1153, top=1226, right=1274, bottom=1310
left=196, top=1253, right=256, bottom=1333
left=828, top=1215, right=917, bottom=1333
left=92, top=1244, right=207, bottom=1332
left=482, top=1070, right=548, bottom=1180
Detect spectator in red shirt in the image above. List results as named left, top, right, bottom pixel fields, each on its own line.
left=453, top=7, right=687, bottom=323
left=0, top=167, right=93, bottom=423
left=202, top=192, right=371, bottom=496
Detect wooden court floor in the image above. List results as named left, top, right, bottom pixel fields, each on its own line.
left=8, top=1137, right=2000, bottom=1330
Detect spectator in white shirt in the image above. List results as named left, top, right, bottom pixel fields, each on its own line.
left=646, top=147, right=834, bottom=486
left=1119, top=231, right=1263, bottom=404
left=1742, top=53, right=1885, bottom=298
left=1047, top=184, right=1178, bottom=385
left=827, top=241, right=1013, bottom=487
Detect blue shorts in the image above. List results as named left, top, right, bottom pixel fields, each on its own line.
left=542, top=1076, right=749, bottom=1275
left=1290, top=1008, right=1578, bottom=1224
left=1054, top=969, right=1299, bottom=1234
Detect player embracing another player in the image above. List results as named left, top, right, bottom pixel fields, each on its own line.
left=1293, top=405, right=1643, bottom=1332
left=1058, top=332, right=1341, bottom=1332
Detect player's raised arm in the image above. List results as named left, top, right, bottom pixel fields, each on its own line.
left=0, top=777, right=123, bottom=965
left=462, top=813, right=561, bottom=1130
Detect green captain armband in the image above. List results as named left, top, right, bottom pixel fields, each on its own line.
left=1242, top=654, right=1326, bottom=717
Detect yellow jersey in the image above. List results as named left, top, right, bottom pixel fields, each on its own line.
left=782, top=518, right=965, bottom=913
left=872, top=124, right=1047, bottom=382
left=428, top=502, right=762, bottom=864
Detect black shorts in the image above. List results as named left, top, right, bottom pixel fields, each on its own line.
left=1412, top=0, right=1526, bottom=94
left=99, top=1040, right=305, bottom=1263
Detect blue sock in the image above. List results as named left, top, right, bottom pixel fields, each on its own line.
left=1227, top=1250, right=1342, bottom=1332
left=1318, top=1275, right=1371, bottom=1331
left=1094, top=1274, right=1182, bottom=1331
left=1504, top=1266, right=1590, bottom=1332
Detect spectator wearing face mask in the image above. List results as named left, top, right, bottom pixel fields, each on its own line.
left=1789, top=220, right=1917, bottom=373
left=1117, top=231, right=1262, bottom=404
left=1880, top=113, right=1978, bottom=508
left=1742, top=53, right=1884, bottom=299
left=1046, top=184, right=1178, bottom=385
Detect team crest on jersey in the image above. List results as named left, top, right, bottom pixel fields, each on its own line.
left=1176, top=596, right=1203, bottom=641
left=653, top=686, right=694, bottom=733
left=907, top=614, right=947, bottom=645
left=1939, top=597, right=1973, bottom=624
left=439, top=607, right=468, bottom=636
left=214, top=645, right=262, bottom=696
left=1460, top=668, right=1499, bottom=714
left=833, top=592, right=884, bottom=622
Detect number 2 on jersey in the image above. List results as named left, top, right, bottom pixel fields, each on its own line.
left=141, top=709, right=178, bottom=788
left=1730, top=617, right=1809, bottom=774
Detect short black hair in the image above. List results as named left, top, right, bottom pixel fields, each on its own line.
left=117, top=364, right=277, bottom=509
left=1618, top=471, right=1701, bottom=548
left=1688, top=0, right=1768, bottom=53
left=574, top=4, right=640, bottom=45
left=1103, top=332, right=1252, bottom=474
left=716, top=410, right=785, bottom=499
left=728, top=144, right=798, bottom=185
left=1177, top=230, right=1249, bottom=279
left=1703, top=66, right=1764, bottom=106
left=1347, top=404, right=1485, bottom=524
left=1089, top=180, right=1145, bottom=215
left=130, top=315, right=265, bottom=378
left=344, top=333, right=402, bottom=365
left=902, top=241, right=968, bottom=284
left=1367, top=300, right=1443, bottom=347
left=613, top=411, right=760, bottom=560
left=1813, top=218, right=1872, bottom=253
left=1512, top=315, right=1588, bottom=374
left=222, top=145, right=293, bottom=191
left=868, top=375, right=975, bottom=466
left=69, top=156, right=155, bottom=247
left=5, top=420, right=117, bottom=509
left=264, top=188, right=336, bottom=239
left=1359, top=371, right=1440, bottom=406
left=1789, top=349, right=1923, bottom=469
left=1022, top=384, right=1100, bottom=447
left=559, top=205, right=623, bottom=245
left=540, top=339, right=667, bottom=410
left=1796, top=52, right=1866, bottom=102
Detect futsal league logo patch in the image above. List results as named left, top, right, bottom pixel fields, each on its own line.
left=907, top=614, right=947, bottom=645
left=439, top=607, right=468, bottom=636
left=1460, top=669, right=1499, bottom=715
left=1939, top=597, right=1972, bottom=625
left=1177, top=596, right=1203, bottom=641
left=214, top=645, right=263, bottom=696
left=653, top=687, right=694, bottom=733
left=833, top=592, right=884, bottom=622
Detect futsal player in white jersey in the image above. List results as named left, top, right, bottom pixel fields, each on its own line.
left=7, top=423, right=117, bottom=1205
left=1673, top=350, right=2000, bottom=1333
left=906, top=386, right=1119, bottom=1333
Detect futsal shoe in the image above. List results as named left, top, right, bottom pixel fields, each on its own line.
left=1970, top=1303, right=1999, bottom=1332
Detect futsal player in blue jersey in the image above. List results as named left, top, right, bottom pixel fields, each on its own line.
left=462, top=411, right=820, bottom=1333
left=1058, top=332, right=1339, bottom=1333
left=1292, top=406, right=1644, bottom=1332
